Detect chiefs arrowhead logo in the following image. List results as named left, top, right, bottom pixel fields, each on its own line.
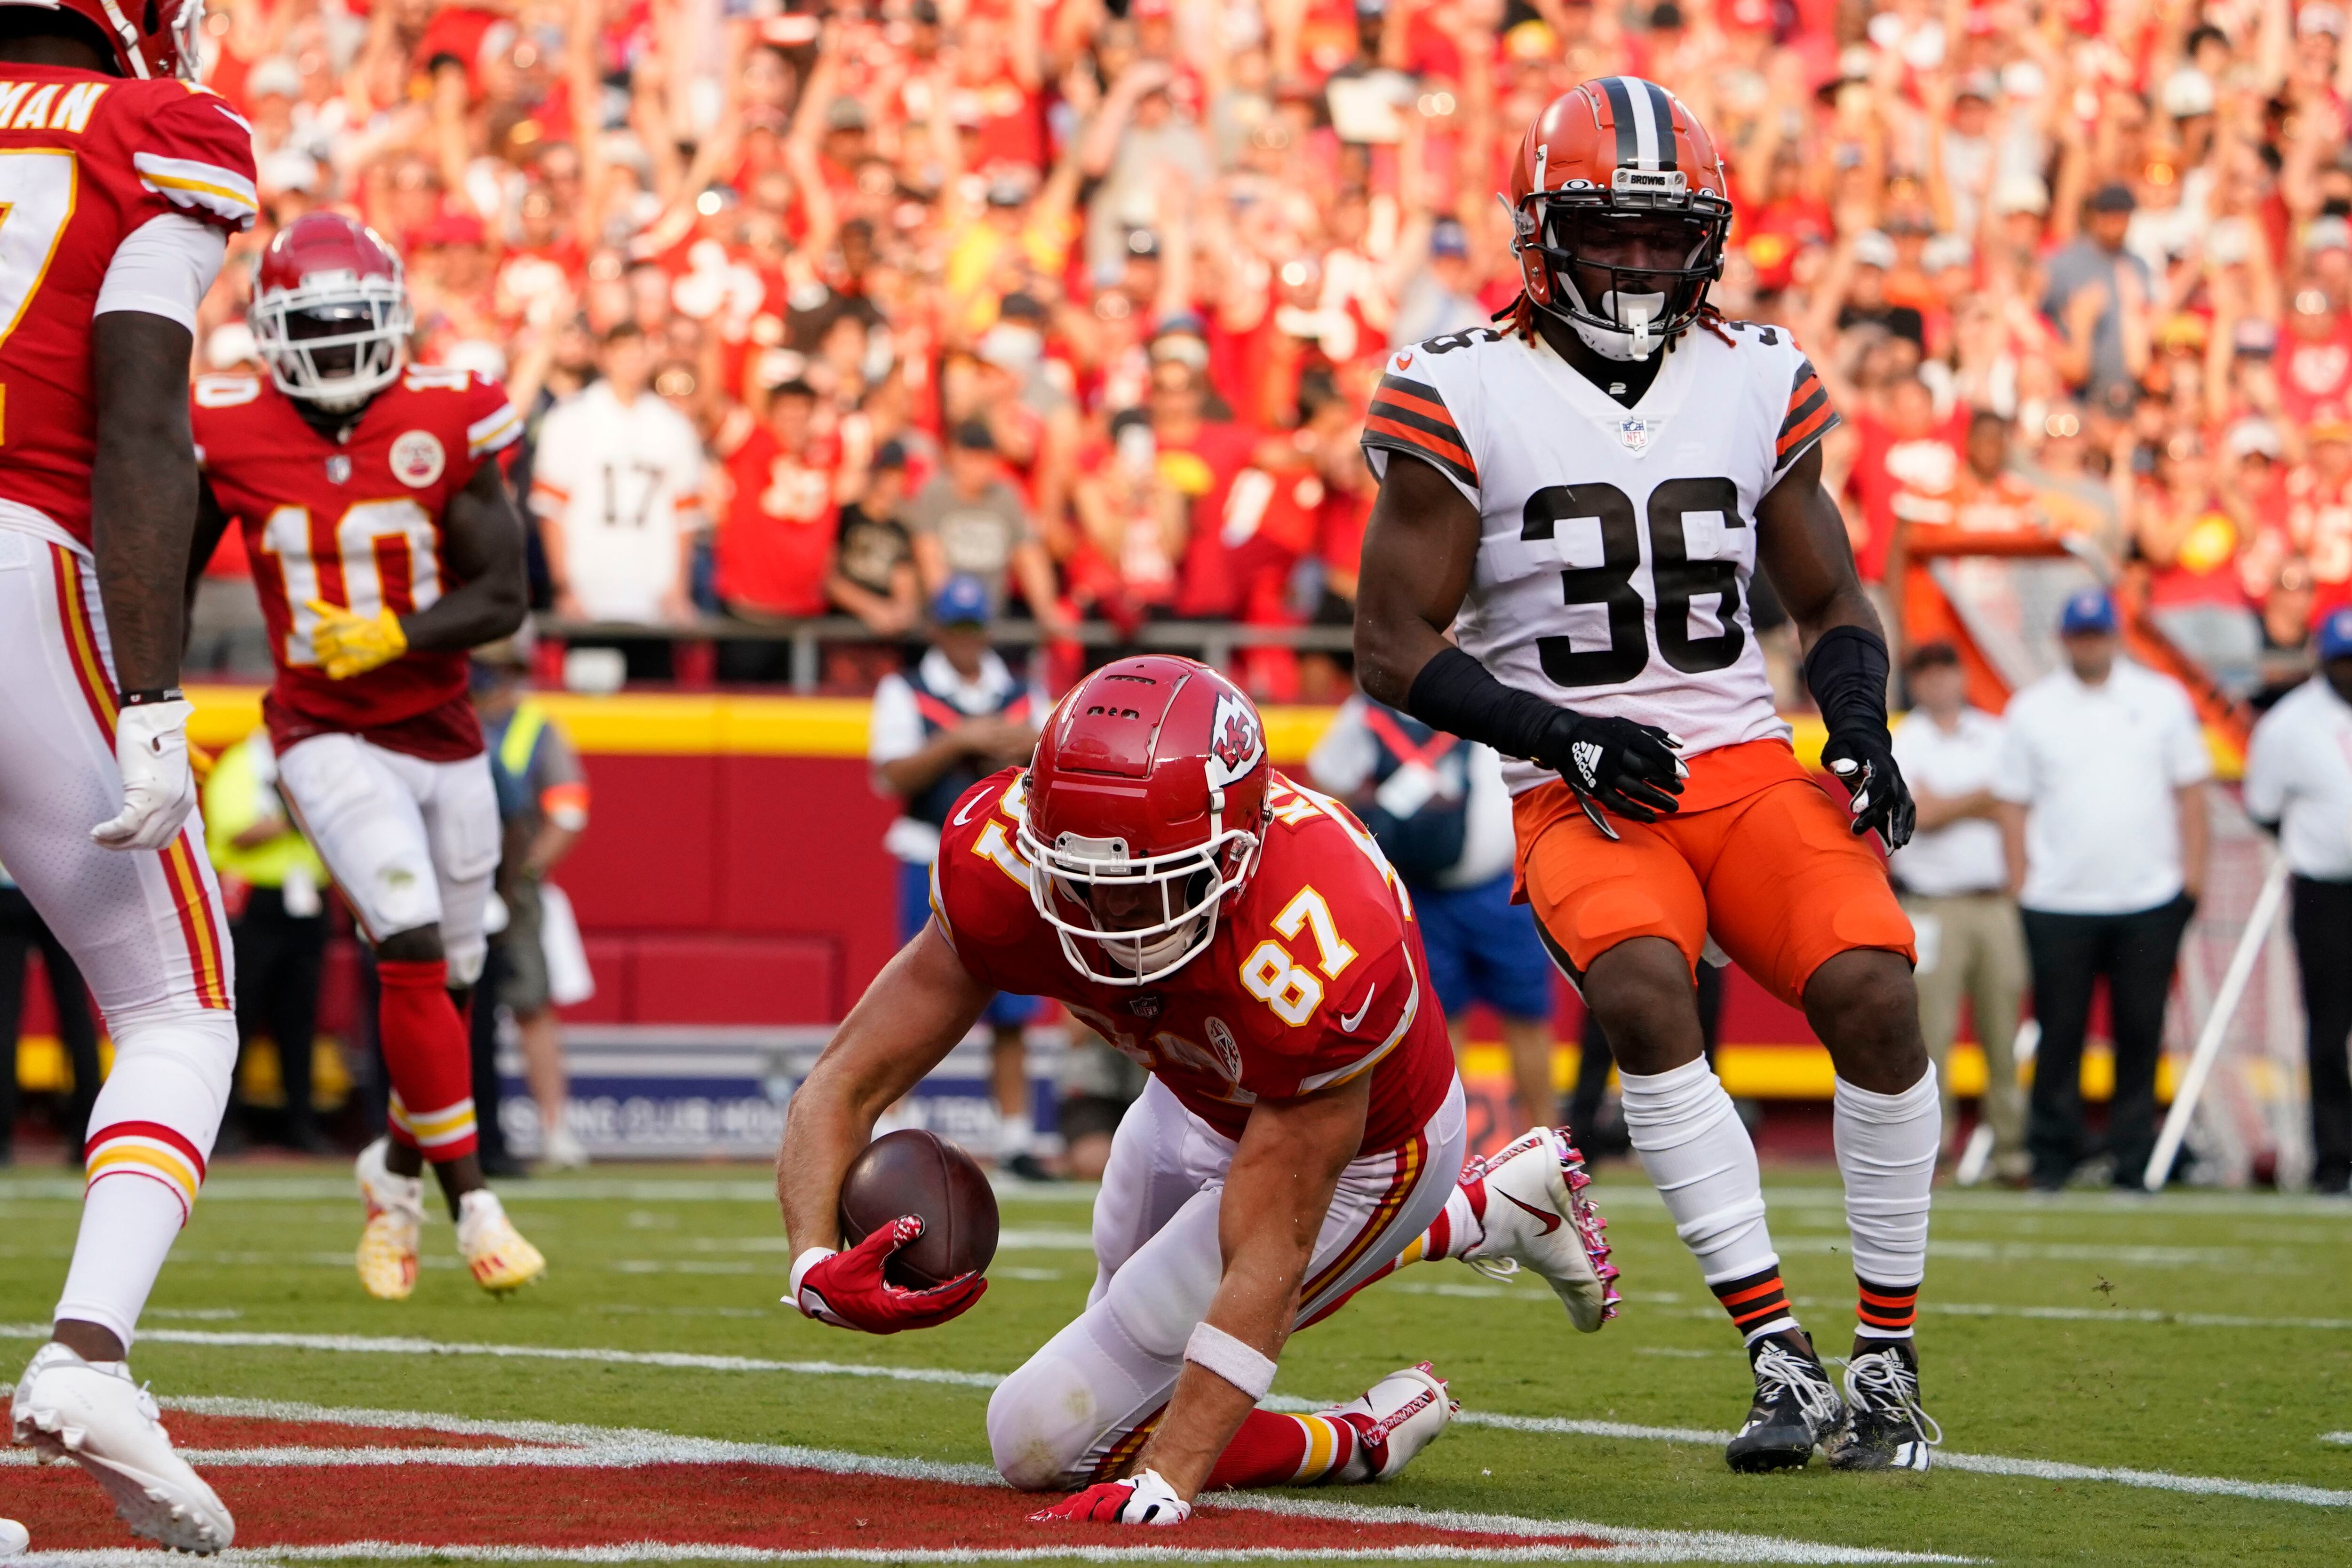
left=1204, top=691, right=1264, bottom=790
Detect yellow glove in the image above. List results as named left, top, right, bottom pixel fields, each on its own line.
left=307, top=600, right=408, bottom=680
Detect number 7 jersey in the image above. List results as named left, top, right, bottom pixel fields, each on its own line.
left=0, top=68, right=256, bottom=544
left=1361, top=322, right=1837, bottom=796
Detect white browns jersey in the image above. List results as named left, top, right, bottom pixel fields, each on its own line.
left=1361, top=321, right=1837, bottom=795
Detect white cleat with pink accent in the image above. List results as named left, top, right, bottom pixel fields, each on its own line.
left=1460, top=1125, right=1621, bottom=1331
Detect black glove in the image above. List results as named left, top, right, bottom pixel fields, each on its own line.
left=1534, top=710, right=1687, bottom=824
left=1820, top=729, right=1916, bottom=851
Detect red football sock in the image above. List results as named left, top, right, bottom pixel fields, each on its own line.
left=1204, top=1409, right=1357, bottom=1489
left=377, top=958, right=478, bottom=1162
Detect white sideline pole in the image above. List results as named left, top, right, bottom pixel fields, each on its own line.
left=1955, top=1020, right=2037, bottom=1186
left=2143, top=859, right=2291, bottom=1192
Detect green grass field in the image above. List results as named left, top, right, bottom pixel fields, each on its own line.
left=2, top=1160, right=2348, bottom=1566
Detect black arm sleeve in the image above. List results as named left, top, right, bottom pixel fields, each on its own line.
left=1406, top=645, right=1567, bottom=761
left=1803, top=625, right=1893, bottom=740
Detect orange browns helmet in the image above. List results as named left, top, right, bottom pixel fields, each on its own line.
left=1509, top=76, right=1733, bottom=361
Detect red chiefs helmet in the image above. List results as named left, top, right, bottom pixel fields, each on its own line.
left=1509, top=76, right=1732, bottom=360
left=1018, top=655, right=1271, bottom=986
left=248, top=212, right=414, bottom=411
left=3, top=0, right=205, bottom=80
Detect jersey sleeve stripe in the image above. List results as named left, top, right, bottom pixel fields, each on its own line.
left=1775, top=400, right=1837, bottom=468
left=468, top=404, right=524, bottom=457
left=1363, top=416, right=1478, bottom=489
left=132, top=153, right=260, bottom=224
left=1374, top=388, right=1458, bottom=442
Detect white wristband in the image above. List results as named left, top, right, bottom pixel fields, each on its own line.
left=1183, top=1320, right=1277, bottom=1401
left=788, top=1246, right=837, bottom=1300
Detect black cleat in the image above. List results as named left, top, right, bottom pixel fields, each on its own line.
left=1826, top=1342, right=1940, bottom=1472
left=1725, top=1333, right=1845, bottom=1472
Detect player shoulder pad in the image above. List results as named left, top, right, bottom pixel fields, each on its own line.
left=1707, top=321, right=1837, bottom=476
left=931, top=768, right=1039, bottom=951
left=127, top=80, right=259, bottom=232
left=1255, top=777, right=1414, bottom=956
left=401, top=364, right=524, bottom=460
left=1363, top=332, right=1504, bottom=503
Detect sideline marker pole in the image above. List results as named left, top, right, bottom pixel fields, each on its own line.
left=2144, top=858, right=2290, bottom=1193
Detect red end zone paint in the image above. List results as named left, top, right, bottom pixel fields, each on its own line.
left=0, top=1407, right=1614, bottom=1558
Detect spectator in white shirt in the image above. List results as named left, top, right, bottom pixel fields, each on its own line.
left=868, top=576, right=1051, bottom=1177
left=530, top=322, right=708, bottom=680
left=1995, top=590, right=2211, bottom=1191
left=1889, top=642, right=2027, bottom=1184
left=2243, top=607, right=2352, bottom=1194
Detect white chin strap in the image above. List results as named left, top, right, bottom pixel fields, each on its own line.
left=1568, top=288, right=1670, bottom=361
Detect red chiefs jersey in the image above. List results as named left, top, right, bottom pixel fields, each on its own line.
left=0, top=68, right=257, bottom=544
left=933, top=768, right=1456, bottom=1155
left=715, top=421, right=842, bottom=616
left=191, top=366, right=524, bottom=760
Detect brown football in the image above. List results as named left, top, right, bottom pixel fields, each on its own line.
left=837, top=1129, right=1001, bottom=1289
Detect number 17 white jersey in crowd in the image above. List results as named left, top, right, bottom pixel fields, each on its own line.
left=1360, top=320, right=1837, bottom=797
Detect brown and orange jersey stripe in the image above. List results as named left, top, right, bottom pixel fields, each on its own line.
left=1364, top=373, right=1478, bottom=492
left=1775, top=358, right=1837, bottom=470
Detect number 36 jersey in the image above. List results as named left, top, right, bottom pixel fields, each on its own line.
left=1361, top=322, right=1838, bottom=796
left=192, top=367, right=524, bottom=760
left=931, top=767, right=1457, bottom=1157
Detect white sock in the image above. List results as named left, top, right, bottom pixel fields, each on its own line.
left=55, top=1013, right=235, bottom=1349
left=1619, top=1057, right=1780, bottom=1285
left=53, top=1177, right=187, bottom=1349
left=1834, top=1066, right=1939, bottom=1339
left=996, top=1111, right=1035, bottom=1161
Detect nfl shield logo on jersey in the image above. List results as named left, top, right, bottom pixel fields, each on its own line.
left=1204, top=1018, right=1242, bottom=1083
left=390, top=430, right=445, bottom=488
left=325, top=454, right=351, bottom=485
left=1616, top=417, right=1650, bottom=453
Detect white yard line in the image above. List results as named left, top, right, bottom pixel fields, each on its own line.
left=1448, top=1412, right=2352, bottom=1508
left=11, top=1549, right=1947, bottom=1566
left=0, top=1397, right=1961, bottom=1565
left=4, top=1328, right=2338, bottom=1512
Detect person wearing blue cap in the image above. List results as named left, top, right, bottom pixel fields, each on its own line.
left=1993, top=589, right=2212, bottom=1190
left=2244, top=606, right=2352, bottom=1193
left=867, top=575, right=1053, bottom=1178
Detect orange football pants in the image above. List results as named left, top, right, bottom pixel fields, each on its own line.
left=1513, top=738, right=1916, bottom=1009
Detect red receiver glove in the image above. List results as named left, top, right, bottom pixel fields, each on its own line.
left=788, top=1215, right=987, bottom=1334
left=1029, top=1470, right=1192, bottom=1525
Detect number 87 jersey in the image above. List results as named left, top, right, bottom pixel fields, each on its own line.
left=1361, top=321, right=1837, bottom=797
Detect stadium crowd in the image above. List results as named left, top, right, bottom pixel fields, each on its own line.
left=171, top=0, right=2352, bottom=703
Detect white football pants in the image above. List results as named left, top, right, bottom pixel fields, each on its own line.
left=0, top=518, right=238, bottom=1347
left=275, top=732, right=500, bottom=986
left=985, top=1073, right=1466, bottom=1490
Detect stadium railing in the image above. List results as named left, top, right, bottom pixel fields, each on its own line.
left=532, top=615, right=1359, bottom=692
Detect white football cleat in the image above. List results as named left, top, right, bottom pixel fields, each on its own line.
left=10, top=1343, right=233, bottom=1554
left=1320, top=1362, right=1457, bottom=1481
left=0, top=1516, right=30, bottom=1557
left=457, top=1188, right=546, bottom=1294
left=355, top=1135, right=425, bottom=1301
left=1461, top=1126, right=1620, bottom=1331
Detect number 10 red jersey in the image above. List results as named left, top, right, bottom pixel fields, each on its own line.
left=192, top=366, right=524, bottom=760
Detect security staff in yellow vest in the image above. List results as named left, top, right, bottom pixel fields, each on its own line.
left=204, top=729, right=333, bottom=1154
left=473, top=637, right=591, bottom=1170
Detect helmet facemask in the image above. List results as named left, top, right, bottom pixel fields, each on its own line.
left=1518, top=173, right=1729, bottom=361
left=251, top=271, right=412, bottom=412
left=1019, top=815, right=1261, bottom=987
